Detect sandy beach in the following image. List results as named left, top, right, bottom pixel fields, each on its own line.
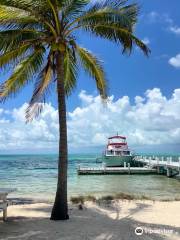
left=0, top=200, right=180, bottom=240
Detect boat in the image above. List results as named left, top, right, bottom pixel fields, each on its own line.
left=102, top=134, right=136, bottom=167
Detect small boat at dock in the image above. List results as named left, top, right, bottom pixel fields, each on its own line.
left=102, top=134, right=135, bottom=167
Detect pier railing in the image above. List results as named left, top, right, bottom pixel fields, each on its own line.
left=134, top=156, right=180, bottom=169
left=77, top=163, right=157, bottom=175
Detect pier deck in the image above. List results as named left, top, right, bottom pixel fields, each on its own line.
left=77, top=166, right=157, bottom=175
left=78, top=155, right=180, bottom=177
left=135, top=156, right=180, bottom=177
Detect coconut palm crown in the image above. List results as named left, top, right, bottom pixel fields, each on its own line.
left=0, top=0, right=150, bottom=220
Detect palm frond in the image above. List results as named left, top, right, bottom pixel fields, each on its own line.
left=0, top=0, right=37, bottom=11
left=26, top=58, right=53, bottom=121
left=89, top=24, right=150, bottom=55
left=0, top=0, right=49, bottom=17
left=65, top=2, right=149, bottom=55
left=46, top=0, right=60, bottom=34
left=65, top=1, right=137, bottom=32
left=82, top=4, right=138, bottom=30
left=76, top=45, right=107, bottom=99
left=0, top=1, right=55, bottom=35
left=62, top=0, right=90, bottom=21
left=0, top=47, right=45, bottom=101
left=0, top=4, right=38, bottom=25
left=0, top=43, right=31, bottom=70
left=64, top=46, right=78, bottom=95
left=0, top=29, right=49, bottom=55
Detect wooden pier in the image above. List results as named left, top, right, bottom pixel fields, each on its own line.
left=135, top=156, right=180, bottom=177
left=77, top=165, right=157, bottom=175
left=78, top=155, right=180, bottom=177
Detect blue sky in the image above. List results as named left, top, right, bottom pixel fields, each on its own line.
left=1, top=0, right=180, bottom=111
left=0, top=0, right=180, bottom=153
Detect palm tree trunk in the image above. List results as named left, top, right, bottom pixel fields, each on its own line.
left=50, top=51, right=69, bottom=220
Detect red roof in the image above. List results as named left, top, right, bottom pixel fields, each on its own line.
left=108, top=135, right=126, bottom=140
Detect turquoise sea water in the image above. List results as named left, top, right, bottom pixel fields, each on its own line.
left=0, top=154, right=180, bottom=201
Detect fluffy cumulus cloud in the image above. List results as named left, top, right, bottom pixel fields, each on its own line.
left=68, top=89, right=180, bottom=148
left=169, top=54, right=180, bottom=68
left=0, top=104, right=59, bottom=151
left=1, top=88, right=180, bottom=151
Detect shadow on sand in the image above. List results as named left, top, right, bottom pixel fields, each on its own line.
left=0, top=201, right=179, bottom=240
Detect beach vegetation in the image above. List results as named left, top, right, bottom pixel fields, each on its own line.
left=70, top=196, right=85, bottom=204
left=70, top=195, right=96, bottom=204
left=70, top=193, right=152, bottom=204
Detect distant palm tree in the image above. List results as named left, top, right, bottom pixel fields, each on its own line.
left=0, top=0, right=150, bottom=220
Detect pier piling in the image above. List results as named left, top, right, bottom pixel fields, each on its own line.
left=128, top=163, right=131, bottom=174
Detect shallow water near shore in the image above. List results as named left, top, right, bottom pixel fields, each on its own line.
left=0, top=154, right=180, bottom=201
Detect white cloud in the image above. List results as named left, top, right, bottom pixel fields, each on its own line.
left=0, top=103, right=59, bottom=151
left=169, top=54, right=180, bottom=68
left=1, top=88, right=180, bottom=151
left=68, top=89, right=180, bottom=147
left=169, top=26, right=180, bottom=35
left=78, top=90, right=94, bottom=105
left=147, top=11, right=173, bottom=25
left=147, top=11, right=159, bottom=23
left=146, top=11, right=180, bottom=36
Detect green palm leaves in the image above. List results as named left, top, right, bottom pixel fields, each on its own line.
left=26, top=59, right=53, bottom=120
left=0, top=3, right=38, bottom=28
left=64, top=47, right=78, bottom=95
left=76, top=46, right=107, bottom=98
left=0, top=47, right=45, bottom=100
left=0, top=0, right=150, bottom=121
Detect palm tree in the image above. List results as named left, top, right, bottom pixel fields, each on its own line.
left=0, top=0, right=150, bottom=220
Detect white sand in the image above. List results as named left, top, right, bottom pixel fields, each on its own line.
left=0, top=200, right=180, bottom=240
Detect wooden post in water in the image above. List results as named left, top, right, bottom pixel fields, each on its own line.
left=128, top=163, right=131, bottom=174
left=149, top=157, right=151, bottom=167
left=78, top=164, right=80, bottom=173
left=167, top=168, right=171, bottom=177
left=102, top=163, right=106, bottom=172
left=3, top=204, right=7, bottom=221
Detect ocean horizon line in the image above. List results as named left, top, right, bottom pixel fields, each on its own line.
left=0, top=152, right=180, bottom=156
